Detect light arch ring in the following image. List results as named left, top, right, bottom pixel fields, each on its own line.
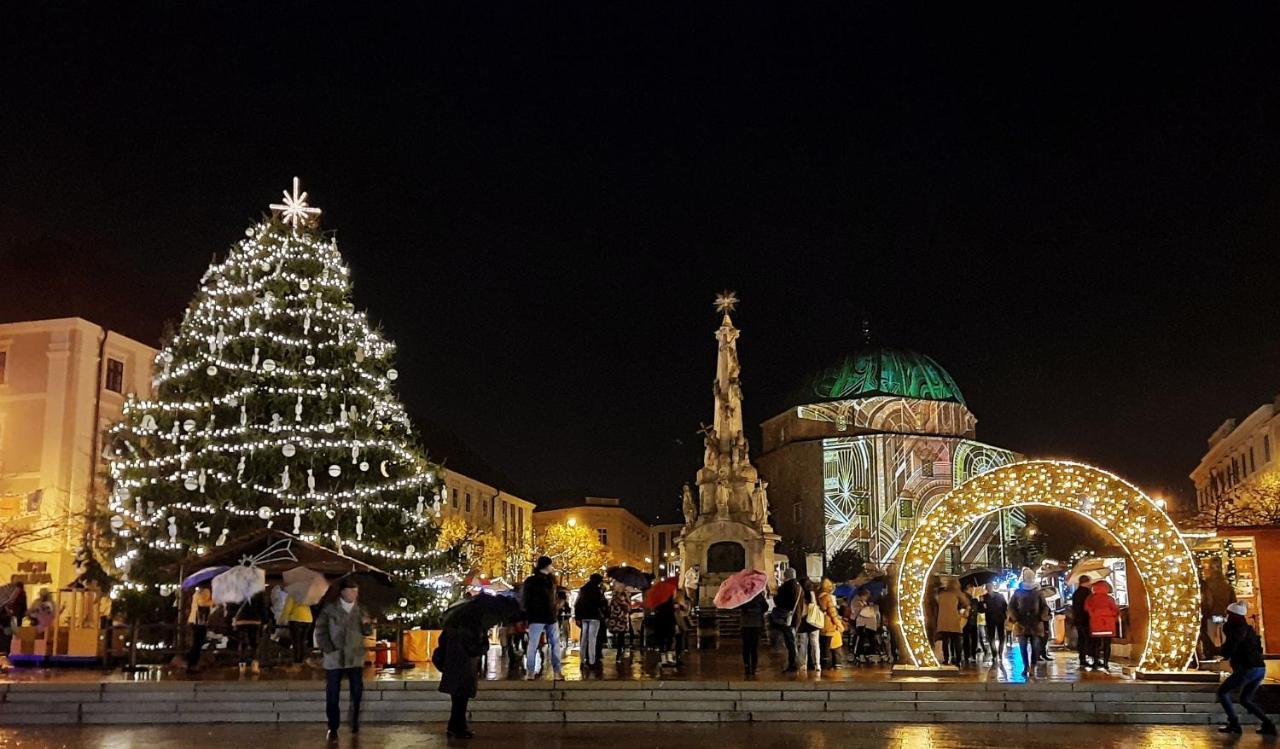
left=895, top=460, right=1200, bottom=672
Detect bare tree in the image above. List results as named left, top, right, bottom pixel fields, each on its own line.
left=1179, top=473, right=1280, bottom=529
left=0, top=517, right=59, bottom=556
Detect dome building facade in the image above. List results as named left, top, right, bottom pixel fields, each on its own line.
left=757, top=346, right=1025, bottom=573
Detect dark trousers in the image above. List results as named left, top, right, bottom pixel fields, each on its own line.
left=1218, top=666, right=1270, bottom=726
left=1092, top=636, right=1112, bottom=666
left=941, top=632, right=963, bottom=664
left=186, top=625, right=208, bottom=667
left=777, top=625, right=798, bottom=670
left=819, top=634, right=834, bottom=668
left=611, top=631, right=626, bottom=660
left=741, top=626, right=761, bottom=672
left=289, top=621, right=311, bottom=664
left=985, top=622, right=1005, bottom=657
left=962, top=625, right=979, bottom=662
left=1018, top=633, right=1039, bottom=671
left=235, top=624, right=260, bottom=664
left=449, top=694, right=469, bottom=733
left=1075, top=625, right=1093, bottom=666
left=325, top=667, right=363, bottom=731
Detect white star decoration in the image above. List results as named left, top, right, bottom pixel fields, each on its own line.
left=270, top=176, right=322, bottom=229
left=714, top=290, right=739, bottom=314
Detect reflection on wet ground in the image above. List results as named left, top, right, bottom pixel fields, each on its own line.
left=0, top=722, right=1255, bottom=749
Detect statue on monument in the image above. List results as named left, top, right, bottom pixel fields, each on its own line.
left=682, top=482, right=698, bottom=526
left=751, top=479, right=769, bottom=525
left=715, top=471, right=732, bottom=520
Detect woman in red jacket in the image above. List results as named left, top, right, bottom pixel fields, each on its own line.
left=1083, top=580, right=1120, bottom=671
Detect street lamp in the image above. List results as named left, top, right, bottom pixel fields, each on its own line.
left=567, top=517, right=577, bottom=527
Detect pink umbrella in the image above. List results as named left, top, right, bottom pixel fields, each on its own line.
left=714, top=569, right=768, bottom=609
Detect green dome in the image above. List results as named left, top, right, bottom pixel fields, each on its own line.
left=808, top=346, right=965, bottom=405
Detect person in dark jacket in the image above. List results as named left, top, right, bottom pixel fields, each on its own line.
left=739, top=592, right=769, bottom=676
left=232, top=590, right=270, bottom=674
left=772, top=568, right=804, bottom=673
left=1216, top=602, right=1276, bottom=735
left=437, top=627, right=489, bottom=739
left=521, top=556, right=562, bottom=679
left=1009, top=568, right=1048, bottom=678
left=1070, top=576, right=1094, bottom=670
left=574, top=574, right=608, bottom=671
left=982, top=587, right=1008, bottom=662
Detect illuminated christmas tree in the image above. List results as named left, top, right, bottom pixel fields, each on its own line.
left=105, top=179, right=450, bottom=621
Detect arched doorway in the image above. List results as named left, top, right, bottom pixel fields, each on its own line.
left=896, top=460, right=1200, bottom=673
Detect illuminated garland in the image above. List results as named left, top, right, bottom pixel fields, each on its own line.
left=896, top=460, right=1201, bottom=673
left=104, top=186, right=454, bottom=619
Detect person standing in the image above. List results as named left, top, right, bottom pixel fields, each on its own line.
left=771, top=568, right=804, bottom=673
left=935, top=578, right=969, bottom=667
left=1083, top=579, right=1119, bottom=672
left=817, top=578, right=844, bottom=670
left=521, top=556, right=562, bottom=679
left=232, top=590, right=268, bottom=674
left=607, top=582, right=631, bottom=663
left=1216, top=602, right=1276, bottom=735
left=1009, top=568, right=1048, bottom=678
left=739, top=591, right=768, bottom=676
left=681, top=564, right=701, bottom=608
left=982, top=586, right=1008, bottom=662
left=315, top=578, right=372, bottom=741
left=185, top=585, right=214, bottom=673
left=574, top=573, right=608, bottom=672
left=437, top=626, right=489, bottom=739
left=1070, top=576, right=1094, bottom=670
left=283, top=593, right=314, bottom=666
left=797, top=581, right=822, bottom=673
left=961, top=585, right=981, bottom=665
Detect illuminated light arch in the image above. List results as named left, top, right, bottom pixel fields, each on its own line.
left=896, top=460, right=1201, bottom=673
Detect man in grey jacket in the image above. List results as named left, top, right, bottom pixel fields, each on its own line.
left=316, top=578, right=372, bottom=741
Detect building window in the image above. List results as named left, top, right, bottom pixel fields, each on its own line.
left=451, top=488, right=459, bottom=508
left=1266, top=435, right=1273, bottom=464
left=597, top=528, right=608, bottom=545
left=104, top=358, right=125, bottom=393
left=899, top=499, right=915, bottom=519
left=1250, top=447, right=1256, bottom=473
left=792, top=503, right=801, bottom=523
left=465, top=492, right=472, bottom=513
left=0, top=349, right=7, bottom=384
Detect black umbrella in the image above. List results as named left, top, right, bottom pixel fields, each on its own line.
left=607, top=565, right=651, bottom=590
left=959, top=569, right=998, bottom=588
left=441, top=593, right=522, bottom=633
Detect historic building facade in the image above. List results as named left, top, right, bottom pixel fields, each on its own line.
left=533, top=496, right=652, bottom=572
left=757, top=346, right=1024, bottom=574
left=1191, top=394, right=1280, bottom=511
left=0, top=318, right=157, bottom=589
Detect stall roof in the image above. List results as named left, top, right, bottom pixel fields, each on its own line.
left=173, top=529, right=389, bottom=580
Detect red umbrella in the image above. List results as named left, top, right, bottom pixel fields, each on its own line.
left=714, top=569, right=768, bottom=609
left=644, top=577, right=679, bottom=609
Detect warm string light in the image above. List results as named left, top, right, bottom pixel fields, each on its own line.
left=105, top=211, right=455, bottom=614
left=895, top=460, right=1200, bottom=673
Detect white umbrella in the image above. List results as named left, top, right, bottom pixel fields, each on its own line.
left=212, top=565, right=265, bottom=605
left=1067, top=558, right=1112, bottom=588
left=282, top=566, right=329, bottom=605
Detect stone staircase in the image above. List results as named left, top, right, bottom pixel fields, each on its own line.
left=0, top=678, right=1259, bottom=726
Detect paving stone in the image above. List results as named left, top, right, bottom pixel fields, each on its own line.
left=550, top=700, right=646, bottom=710
left=565, top=710, right=657, bottom=721
left=735, top=700, right=809, bottom=711
left=655, top=711, right=724, bottom=721
left=719, top=711, right=752, bottom=722
left=82, top=701, right=179, bottom=713
left=831, top=701, right=919, bottom=712
left=1001, top=701, right=1096, bottom=712
left=6, top=691, right=101, bottom=703
left=99, top=690, right=192, bottom=702
left=780, top=691, right=829, bottom=701
left=0, top=702, right=80, bottom=715
left=645, top=700, right=737, bottom=711
left=924, top=712, right=1005, bottom=723
left=84, top=711, right=184, bottom=724
left=839, top=710, right=923, bottom=722
left=0, top=712, right=79, bottom=725
left=472, top=711, right=564, bottom=722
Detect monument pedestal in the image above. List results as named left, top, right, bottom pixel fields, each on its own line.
left=680, top=518, right=778, bottom=607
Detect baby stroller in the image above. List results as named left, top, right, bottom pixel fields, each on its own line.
left=848, top=602, right=891, bottom=665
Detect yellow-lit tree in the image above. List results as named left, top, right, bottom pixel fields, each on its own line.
left=537, top=522, right=610, bottom=586
left=434, top=516, right=527, bottom=580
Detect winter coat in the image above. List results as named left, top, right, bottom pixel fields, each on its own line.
left=521, top=571, right=557, bottom=624
left=772, top=578, right=802, bottom=627
left=935, top=589, right=970, bottom=634
left=574, top=581, right=609, bottom=621
left=1009, top=586, right=1047, bottom=637
left=1083, top=581, right=1120, bottom=638
left=982, top=591, right=1008, bottom=629
left=817, top=582, right=845, bottom=637
left=1070, top=585, right=1092, bottom=628
left=739, top=593, right=769, bottom=629
left=1221, top=619, right=1265, bottom=672
left=437, top=627, right=489, bottom=698
left=188, top=589, right=213, bottom=626
left=314, top=599, right=372, bottom=670
left=283, top=595, right=313, bottom=624
left=607, top=596, right=631, bottom=633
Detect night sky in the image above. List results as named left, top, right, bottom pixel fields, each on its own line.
left=4, top=4, right=1279, bottom=522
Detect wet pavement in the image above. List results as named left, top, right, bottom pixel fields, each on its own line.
left=0, top=722, right=1262, bottom=749
left=1, top=639, right=1136, bottom=686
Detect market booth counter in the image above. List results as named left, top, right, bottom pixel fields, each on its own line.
left=10, top=585, right=109, bottom=666
left=1192, top=527, right=1279, bottom=678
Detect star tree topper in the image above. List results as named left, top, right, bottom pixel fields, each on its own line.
left=714, top=290, right=739, bottom=314
left=270, top=176, right=322, bottom=229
